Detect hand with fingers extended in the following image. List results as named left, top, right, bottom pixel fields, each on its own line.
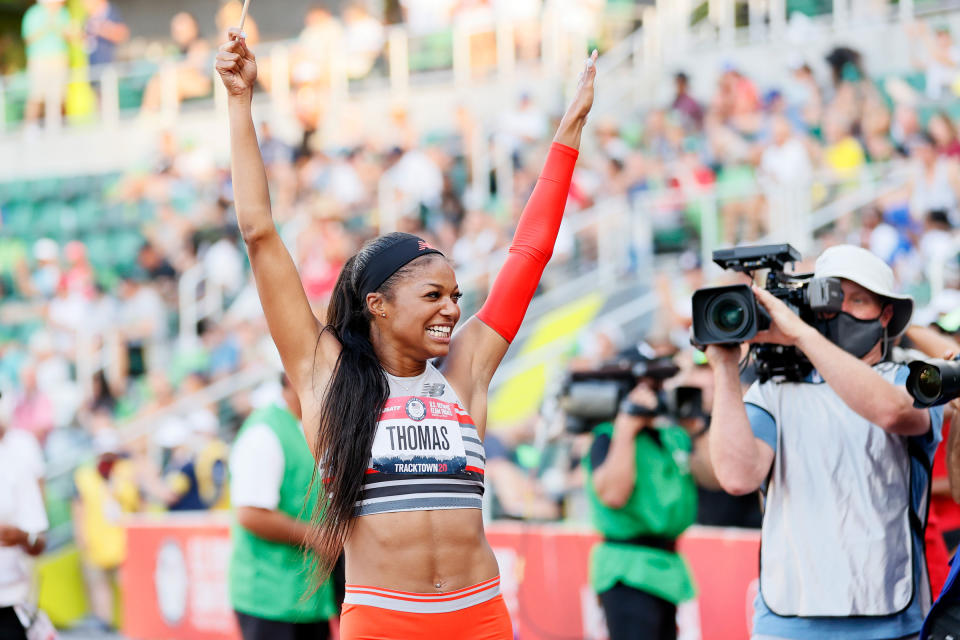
left=565, top=49, right=599, bottom=123
left=554, top=49, right=599, bottom=148
left=216, top=28, right=258, bottom=99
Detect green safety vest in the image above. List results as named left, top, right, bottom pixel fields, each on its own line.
left=582, top=422, right=697, bottom=604
left=228, top=405, right=337, bottom=622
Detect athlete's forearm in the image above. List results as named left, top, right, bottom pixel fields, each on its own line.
left=476, top=142, right=577, bottom=342
left=228, top=96, right=275, bottom=244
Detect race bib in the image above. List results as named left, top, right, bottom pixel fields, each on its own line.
left=370, top=397, right=467, bottom=475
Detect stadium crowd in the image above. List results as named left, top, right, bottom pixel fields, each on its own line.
left=6, top=1, right=960, bottom=632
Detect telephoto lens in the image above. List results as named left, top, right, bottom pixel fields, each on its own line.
left=691, top=284, right=770, bottom=345
left=906, top=359, right=960, bottom=408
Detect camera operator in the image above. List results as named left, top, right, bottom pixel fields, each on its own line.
left=582, top=375, right=704, bottom=640
left=706, top=245, right=942, bottom=639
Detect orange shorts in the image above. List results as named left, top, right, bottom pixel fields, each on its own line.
left=340, top=576, right=513, bottom=640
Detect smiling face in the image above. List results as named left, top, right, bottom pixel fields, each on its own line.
left=367, top=255, right=462, bottom=362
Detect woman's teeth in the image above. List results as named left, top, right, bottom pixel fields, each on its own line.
left=427, top=326, right=451, bottom=338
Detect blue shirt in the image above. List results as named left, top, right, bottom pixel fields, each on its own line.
left=747, top=366, right=943, bottom=639
left=85, top=4, right=123, bottom=66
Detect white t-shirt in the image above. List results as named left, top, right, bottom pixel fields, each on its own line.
left=229, top=424, right=285, bottom=510
left=0, top=431, right=48, bottom=607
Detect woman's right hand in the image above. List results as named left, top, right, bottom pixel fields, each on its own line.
left=216, top=29, right=258, bottom=99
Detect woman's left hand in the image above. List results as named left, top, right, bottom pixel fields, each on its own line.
left=554, top=50, right=598, bottom=148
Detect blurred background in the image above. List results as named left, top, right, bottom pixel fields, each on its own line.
left=3, top=0, right=960, bottom=638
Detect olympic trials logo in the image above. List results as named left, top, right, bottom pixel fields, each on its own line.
left=405, top=397, right=427, bottom=421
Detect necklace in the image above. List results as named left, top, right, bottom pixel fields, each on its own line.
left=387, top=366, right=428, bottom=397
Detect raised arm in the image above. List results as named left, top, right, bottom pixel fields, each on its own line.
left=216, top=32, right=339, bottom=391
left=443, top=51, right=598, bottom=418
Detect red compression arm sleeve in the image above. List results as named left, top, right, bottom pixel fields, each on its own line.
left=476, top=142, right=578, bottom=342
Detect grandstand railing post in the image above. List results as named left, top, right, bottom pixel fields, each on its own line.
left=833, top=0, right=849, bottom=31
left=541, top=4, right=561, bottom=80
left=45, top=74, right=63, bottom=133
left=496, top=20, right=516, bottom=82
left=453, top=21, right=471, bottom=89
left=899, top=0, right=914, bottom=22
left=388, top=27, right=410, bottom=96
left=494, top=133, right=514, bottom=222
left=160, top=61, right=178, bottom=120
left=330, top=34, right=350, bottom=101
left=769, top=0, right=786, bottom=39
left=699, top=192, right=719, bottom=279
left=0, top=77, right=6, bottom=135
left=270, top=45, right=292, bottom=120
left=470, top=121, right=490, bottom=205
left=100, top=65, right=120, bottom=129
left=709, top=0, right=735, bottom=47
left=748, top=0, right=766, bottom=41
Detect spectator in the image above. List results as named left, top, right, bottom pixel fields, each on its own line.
left=137, top=242, right=177, bottom=282
left=82, top=0, right=128, bottom=67
left=21, top=0, right=74, bottom=128
left=0, top=396, right=47, bottom=640
left=342, top=4, right=385, bottom=79
left=908, top=133, right=960, bottom=226
left=141, top=12, right=212, bottom=114
left=72, top=428, right=140, bottom=631
left=116, top=275, right=167, bottom=380
left=28, top=238, right=59, bottom=300
left=928, top=111, right=960, bottom=159
left=671, top=71, right=703, bottom=131
left=10, top=364, right=54, bottom=445
left=228, top=374, right=338, bottom=639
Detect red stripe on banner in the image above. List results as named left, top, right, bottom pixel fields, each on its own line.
left=365, top=469, right=378, bottom=475
left=457, top=414, right=475, bottom=426
left=465, top=466, right=484, bottom=475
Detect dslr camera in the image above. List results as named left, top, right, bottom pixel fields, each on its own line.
left=558, top=348, right=700, bottom=434
left=691, top=244, right=843, bottom=383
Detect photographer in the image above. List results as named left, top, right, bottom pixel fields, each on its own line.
left=582, top=374, right=703, bottom=640
left=706, top=245, right=941, bottom=639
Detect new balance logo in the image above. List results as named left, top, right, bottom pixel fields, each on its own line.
left=421, top=383, right=445, bottom=397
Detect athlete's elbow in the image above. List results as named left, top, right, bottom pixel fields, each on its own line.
left=239, top=220, right=275, bottom=247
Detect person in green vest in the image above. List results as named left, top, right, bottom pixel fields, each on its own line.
left=228, top=374, right=337, bottom=639
left=582, top=380, right=701, bottom=640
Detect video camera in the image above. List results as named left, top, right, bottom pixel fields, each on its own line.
left=558, top=349, right=700, bottom=434
left=905, top=359, right=960, bottom=408
left=691, top=244, right=844, bottom=383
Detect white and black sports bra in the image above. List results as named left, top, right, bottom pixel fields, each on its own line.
left=354, top=363, right=486, bottom=516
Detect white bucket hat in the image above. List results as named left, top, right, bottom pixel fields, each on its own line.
left=814, top=245, right=914, bottom=337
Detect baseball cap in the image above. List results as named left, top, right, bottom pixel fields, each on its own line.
left=814, top=245, right=913, bottom=336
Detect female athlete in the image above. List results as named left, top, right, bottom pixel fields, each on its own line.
left=217, top=31, right=597, bottom=639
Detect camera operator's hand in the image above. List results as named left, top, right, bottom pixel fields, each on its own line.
left=614, top=383, right=659, bottom=437
left=704, top=344, right=742, bottom=370
left=750, top=285, right=817, bottom=347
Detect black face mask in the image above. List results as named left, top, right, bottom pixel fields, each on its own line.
left=814, top=312, right=885, bottom=358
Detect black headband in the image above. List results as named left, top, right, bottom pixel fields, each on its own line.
left=357, top=235, right=444, bottom=299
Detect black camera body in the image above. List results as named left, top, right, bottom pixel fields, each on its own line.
left=559, top=350, right=694, bottom=434
left=691, top=244, right=844, bottom=383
